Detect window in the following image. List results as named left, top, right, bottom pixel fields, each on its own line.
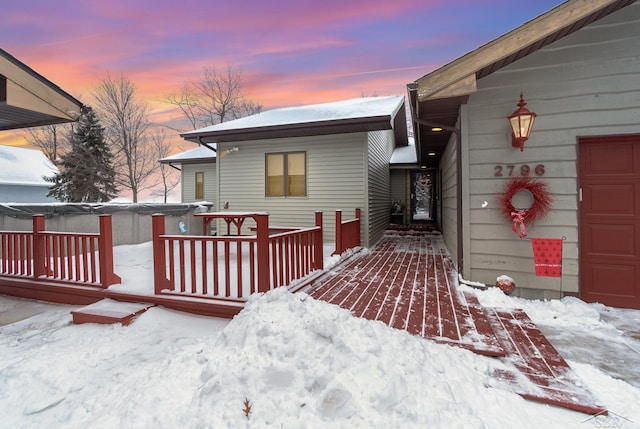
left=266, top=152, right=306, bottom=197
left=195, top=172, right=204, bottom=199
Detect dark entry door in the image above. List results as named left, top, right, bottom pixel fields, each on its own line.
left=579, top=135, right=640, bottom=309
left=410, top=170, right=435, bottom=222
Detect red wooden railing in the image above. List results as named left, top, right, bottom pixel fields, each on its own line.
left=333, top=208, right=361, bottom=255
left=0, top=215, right=121, bottom=287
left=152, top=212, right=323, bottom=301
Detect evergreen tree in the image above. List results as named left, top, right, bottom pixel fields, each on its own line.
left=46, top=107, right=118, bottom=202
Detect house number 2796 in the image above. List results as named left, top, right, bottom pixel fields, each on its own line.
left=494, top=164, right=545, bottom=177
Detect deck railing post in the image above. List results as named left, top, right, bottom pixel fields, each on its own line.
left=98, top=215, right=122, bottom=287
left=314, top=211, right=323, bottom=270
left=32, top=215, right=47, bottom=278
left=152, top=214, right=170, bottom=294
left=255, top=213, right=270, bottom=293
left=355, top=208, right=361, bottom=246
left=333, top=209, right=342, bottom=256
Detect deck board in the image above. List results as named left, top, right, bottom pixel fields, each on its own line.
left=305, top=227, right=606, bottom=415
left=308, top=229, right=503, bottom=355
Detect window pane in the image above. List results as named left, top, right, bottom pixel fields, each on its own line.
left=287, top=152, right=306, bottom=196
left=266, top=154, right=284, bottom=196
left=195, top=172, right=204, bottom=199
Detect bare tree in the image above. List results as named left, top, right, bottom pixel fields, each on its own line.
left=164, top=65, right=262, bottom=130
left=24, top=124, right=71, bottom=164
left=149, top=128, right=180, bottom=203
left=164, top=82, right=200, bottom=130
left=92, top=73, right=156, bottom=203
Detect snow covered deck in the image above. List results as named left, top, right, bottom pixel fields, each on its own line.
left=306, top=228, right=607, bottom=415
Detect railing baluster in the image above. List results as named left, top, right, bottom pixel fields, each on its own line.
left=236, top=241, right=243, bottom=298
left=213, top=240, right=219, bottom=296
left=249, top=240, right=255, bottom=294
left=168, top=239, right=175, bottom=291
left=201, top=240, right=208, bottom=295
left=89, top=237, right=97, bottom=283
left=224, top=240, right=231, bottom=296
left=190, top=239, right=197, bottom=294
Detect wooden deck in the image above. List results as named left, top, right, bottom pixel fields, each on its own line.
left=306, top=227, right=606, bottom=415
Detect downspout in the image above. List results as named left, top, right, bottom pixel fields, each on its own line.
left=198, top=137, right=217, bottom=153
left=407, top=84, right=464, bottom=274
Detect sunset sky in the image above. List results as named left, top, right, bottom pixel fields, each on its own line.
left=1, top=0, right=564, bottom=148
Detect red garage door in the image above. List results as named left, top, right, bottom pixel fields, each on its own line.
left=579, top=135, right=640, bottom=309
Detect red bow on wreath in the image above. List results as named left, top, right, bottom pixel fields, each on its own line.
left=511, top=210, right=527, bottom=239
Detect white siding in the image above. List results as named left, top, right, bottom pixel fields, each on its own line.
left=217, top=134, right=368, bottom=245
left=464, top=3, right=640, bottom=294
left=181, top=163, right=217, bottom=209
left=367, top=130, right=394, bottom=246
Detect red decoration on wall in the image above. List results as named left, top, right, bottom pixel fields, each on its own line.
left=497, top=175, right=553, bottom=239
left=531, top=238, right=563, bottom=277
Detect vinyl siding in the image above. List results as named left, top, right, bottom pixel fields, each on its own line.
left=367, top=130, right=393, bottom=246
left=0, top=184, right=57, bottom=203
left=181, top=163, right=217, bottom=209
left=217, top=134, right=368, bottom=245
left=390, top=170, right=408, bottom=223
left=440, top=133, right=458, bottom=268
left=464, top=3, right=640, bottom=293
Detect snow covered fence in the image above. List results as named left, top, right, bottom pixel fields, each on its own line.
left=152, top=212, right=324, bottom=301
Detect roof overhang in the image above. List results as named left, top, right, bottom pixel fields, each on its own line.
left=181, top=116, right=397, bottom=144
left=1, top=48, right=83, bottom=131
left=408, top=0, right=636, bottom=166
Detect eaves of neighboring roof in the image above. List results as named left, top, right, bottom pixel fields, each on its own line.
left=1, top=47, right=84, bottom=131
left=159, top=144, right=217, bottom=165
left=180, top=96, right=408, bottom=145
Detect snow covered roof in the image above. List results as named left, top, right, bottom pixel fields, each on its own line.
left=390, top=140, right=417, bottom=165
left=159, top=144, right=216, bottom=165
left=0, top=145, right=58, bottom=186
left=181, top=96, right=407, bottom=144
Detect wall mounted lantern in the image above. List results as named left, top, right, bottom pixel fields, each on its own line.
left=508, top=93, right=536, bottom=151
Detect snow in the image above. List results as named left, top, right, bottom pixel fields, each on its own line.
left=0, top=144, right=58, bottom=185
left=159, top=144, right=216, bottom=163
left=390, top=141, right=417, bottom=164
left=1, top=246, right=639, bottom=428
left=182, top=96, right=405, bottom=136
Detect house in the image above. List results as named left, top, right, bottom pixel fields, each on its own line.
left=159, top=144, right=217, bottom=207
left=408, top=0, right=640, bottom=308
left=1, top=47, right=83, bottom=130
left=180, top=96, right=409, bottom=247
left=0, top=145, right=59, bottom=203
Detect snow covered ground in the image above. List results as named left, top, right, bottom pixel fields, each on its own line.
left=1, top=243, right=639, bottom=428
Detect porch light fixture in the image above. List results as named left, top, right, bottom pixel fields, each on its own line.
left=508, top=93, right=536, bottom=151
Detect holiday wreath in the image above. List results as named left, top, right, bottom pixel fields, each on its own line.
left=496, top=175, right=553, bottom=239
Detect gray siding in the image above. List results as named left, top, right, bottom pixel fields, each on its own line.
left=367, top=130, right=393, bottom=246
left=181, top=163, right=217, bottom=209
left=440, top=134, right=458, bottom=267
left=390, top=170, right=408, bottom=224
left=0, top=184, right=57, bottom=203
left=464, top=3, right=640, bottom=293
left=217, top=134, right=368, bottom=245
